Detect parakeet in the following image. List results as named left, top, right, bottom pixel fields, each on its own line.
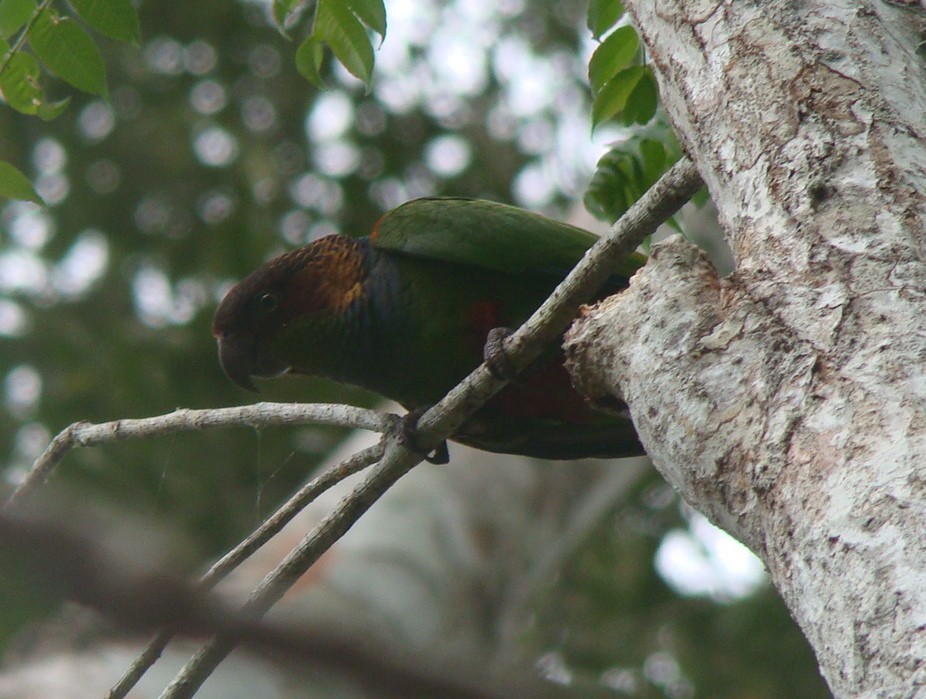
left=212, top=197, right=645, bottom=459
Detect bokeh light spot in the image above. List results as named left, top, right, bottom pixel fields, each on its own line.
left=78, top=101, right=116, bottom=141
left=307, top=91, right=354, bottom=142
left=197, top=190, right=236, bottom=224
left=0, top=300, right=27, bottom=337
left=32, top=138, right=66, bottom=174
left=241, top=95, right=277, bottom=133
left=192, top=126, right=239, bottom=167
left=313, top=141, right=360, bottom=178
left=144, top=36, right=185, bottom=75
left=248, top=44, right=281, bottom=78
left=52, top=229, right=109, bottom=298
left=0, top=251, right=47, bottom=294
left=655, top=511, right=766, bottom=601
left=85, top=160, right=121, bottom=194
left=134, top=196, right=172, bottom=234
left=190, top=79, right=227, bottom=115
left=184, top=39, right=217, bottom=75
left=424, top=134, right=471, bottom=177
left=513, top=164, right=555, bottom=208
left=36, top=173, right=69, bottom=206
left=4, top=365, right=42, bottom=416
left=10, top=206, right=53, bottom=250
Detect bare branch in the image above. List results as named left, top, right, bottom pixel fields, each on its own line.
left=203, top=442, right=385, bottom=586
left=107, top=443, right=384, bottom=699
left=6, top=403, right=394, bottom=508
left=158, top=438, right=422, bottom=699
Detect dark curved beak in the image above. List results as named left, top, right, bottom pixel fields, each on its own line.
left=217, top=335, right=259, bottom=392
left=216, top=333, right=292, bottom=393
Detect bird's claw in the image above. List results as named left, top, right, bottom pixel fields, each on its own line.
left=483, top=327, right=517, bottom=381
left=398, top=408, right=450, bottom=464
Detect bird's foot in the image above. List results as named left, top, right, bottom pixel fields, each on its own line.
left=397, top=408, right=450, bottom=464
left=483, top=327, right=518, bottom=381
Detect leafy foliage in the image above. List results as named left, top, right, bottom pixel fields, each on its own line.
left=0, top=0, right=140, bottom=104
left=0, top=0, right=34, bottom=38
left=586, top=3, right=656, bottom=129
left=587, top=0, right=623, bottom=40
left=582, top=0, right=701, bottom=226
left=0, top=0, right=390, bottom=206
left=584, top=123, right=682, bottom=224
left=292, top=0, right=386, bottom=90
left=30, top=10, right=108, bottom=98
left=68, top=0, right=141, bottom=44
left=0, top=159, right=41, bottom=203
left=0, top=0, right=140, bottom=201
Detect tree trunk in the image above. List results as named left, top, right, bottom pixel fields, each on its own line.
left=565, top=1, right=926, bottom=697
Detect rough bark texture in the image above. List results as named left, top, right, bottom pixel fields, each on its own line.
left=566, top=1, right=926, bottom=697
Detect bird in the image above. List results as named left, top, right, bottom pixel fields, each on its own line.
left=212, top=197, right=645, bottom=460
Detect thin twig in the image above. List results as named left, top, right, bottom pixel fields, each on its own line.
left=107, top=630, right=171, bottom=699
left=154, top=157, right=704, bottom=699
left=202, top=442, right=385, bottom=586
left=106, top=443, right=384, bottom=699
left=157, top=438, right=420, bottom=699
left=0, top=0, right=54, bottom=78
left=6, top=402, right=393, bottom=508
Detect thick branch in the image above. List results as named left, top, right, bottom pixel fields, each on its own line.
left=567, top=237, right=816, bottom=548
left=570, top=1, right=926, bottom=697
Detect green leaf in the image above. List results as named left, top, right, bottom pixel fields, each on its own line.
left=0, top=35, right=70, bottom=119
left=0, top=0, right=35, bottom=39
left=272, top=0, right=300, bottom=32
left=272, top=0, right=286, bottom=29
left=584, top=148, right=640, bottom=222
left=591, top=64, right=646, bottom=129
left=313, top=0, right=374, bottom=88
left=0, top=160, right=43, bottom=204
left=587, top=0, right=623, bottom=40
left=36, top=95, right=70, bottom=120
left=585, top=124, right=682, bottom=224
left=68, top=0, right=141, bottom=44
left=588, top=25, right=638, bottom=95
left=295, top=36, right=325, bottom=88
left=29, top=10, right=108, bottom=98
left=347, top=0, right=386, bottom=39
left=0, top=45, right=42, bottom=114
left=639, top=138, right=667, bottom=183
left=617, top=67, right=657, bottom=125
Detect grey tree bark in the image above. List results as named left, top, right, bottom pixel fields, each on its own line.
left=565, top=2, right=926, bottom=697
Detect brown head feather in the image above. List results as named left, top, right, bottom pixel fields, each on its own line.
left=213, top=236, right=367, bottom=336
left=283, top=236, right=366, bottom=317
left=211, top=235, right=367, bottom=390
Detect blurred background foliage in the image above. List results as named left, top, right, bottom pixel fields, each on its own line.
left=0, top=0, right=828, bottom=696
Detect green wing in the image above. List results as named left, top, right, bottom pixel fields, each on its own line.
left=370, top=197, right=645, bottom=278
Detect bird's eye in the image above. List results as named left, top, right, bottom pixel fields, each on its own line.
left=258, top=293, right=278, bottom=311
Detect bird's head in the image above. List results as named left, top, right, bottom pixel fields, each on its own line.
left=212, top=236, right=367, bottom=391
